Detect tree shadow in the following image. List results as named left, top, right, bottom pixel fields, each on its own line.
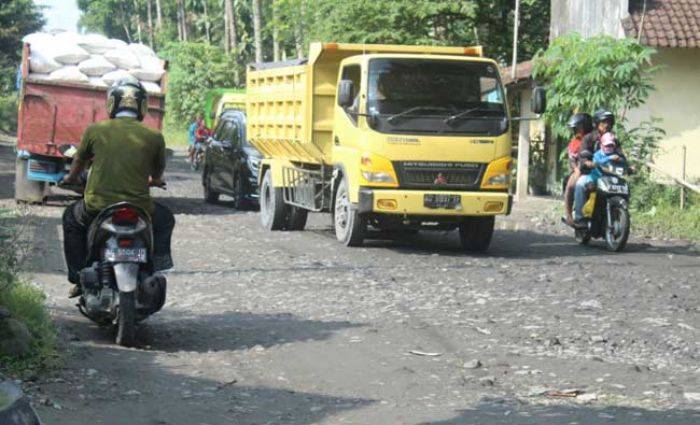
left=419, top=397, right=700, bottom=425
left=33, top=341, right=375, bottom=425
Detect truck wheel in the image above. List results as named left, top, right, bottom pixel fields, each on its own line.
left=334, top=176, right=365, bottom=246
left=459, top=216, right=495, bottom=252
left=14, top=158, right=45, bottom=204
left=287, top=207, right=308, bottom=231
left=260, top=170, right=288, bottom=231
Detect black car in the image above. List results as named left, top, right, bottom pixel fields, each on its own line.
left=202, top=110, right=262, bottom=208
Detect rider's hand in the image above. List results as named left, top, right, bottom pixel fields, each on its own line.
left=609, top=154, right=620, bottom=162
left=61, top=174, right=78, bottom=186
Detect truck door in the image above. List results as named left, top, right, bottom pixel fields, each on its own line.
left=222, top=119, right=242, bottom=191
left=210, top=119, right=233, bottom=189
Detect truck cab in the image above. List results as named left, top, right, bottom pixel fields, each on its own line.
left=246, top=43, right=545, bottom=250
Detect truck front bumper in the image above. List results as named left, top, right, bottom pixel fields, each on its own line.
left=358, top=188, right=512, bottom=216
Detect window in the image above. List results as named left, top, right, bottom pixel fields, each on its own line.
left=341, top=64, right=361, bottom=124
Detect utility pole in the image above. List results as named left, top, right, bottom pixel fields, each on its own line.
left=511, top=0, right=520, bottom=80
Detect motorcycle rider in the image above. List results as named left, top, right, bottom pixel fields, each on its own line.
left=563, top=113, right=594, bottom=225
left=61, top=76, right=175, bottom=297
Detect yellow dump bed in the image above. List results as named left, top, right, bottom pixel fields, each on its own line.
left=246, top=42, right=483, bottom=164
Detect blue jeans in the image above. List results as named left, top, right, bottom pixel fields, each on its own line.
left=573, top=175, right=595, bottom=220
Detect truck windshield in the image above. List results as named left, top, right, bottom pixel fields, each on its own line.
left=367, top=59, right=507, bottom=136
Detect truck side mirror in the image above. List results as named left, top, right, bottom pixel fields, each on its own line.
left=337, top=80, right=354, bottom=108
left=531, top=86, right=547, bottom=115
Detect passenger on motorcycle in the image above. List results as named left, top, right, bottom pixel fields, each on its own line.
left=188, top=115, right=211, bottom=164
left=573, top=133, right=626, bottom=224
left=61, top=76, right=175, bottom=298
left=563, top=113, right=594, bottom=225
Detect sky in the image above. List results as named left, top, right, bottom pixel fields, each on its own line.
left=34, top=0, right=81, bottom=32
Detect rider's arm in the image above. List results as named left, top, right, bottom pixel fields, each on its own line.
left=63, top=128, right=94, bottom=183
left=151, top=134, right=166, bottom=186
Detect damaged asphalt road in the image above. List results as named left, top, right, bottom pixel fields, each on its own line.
left=1, top=146, right=698, bottom=424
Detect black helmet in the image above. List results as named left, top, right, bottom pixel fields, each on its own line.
left=567, top=113, right=593, bottom=134
left=107, top=76, right=148, bottom=121
left=593, top=109, right=615, bottom=127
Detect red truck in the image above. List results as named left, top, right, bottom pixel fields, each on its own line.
left=14, top=43, right=168, bottom=203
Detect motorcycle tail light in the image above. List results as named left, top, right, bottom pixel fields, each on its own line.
left=118, top=238, right=134, bottom=248
left=112, top=208, right=139, bottom=225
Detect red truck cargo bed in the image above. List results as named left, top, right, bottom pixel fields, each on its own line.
left=17, top=43, right=167, bottom=158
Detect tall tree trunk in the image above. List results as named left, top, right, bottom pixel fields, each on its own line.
left=229, top=0, right=240, bottom=85
left=177, top=0, right=188, bottom=41
left=272, top=3, right=280, bottom=62
left=202, top=0, right=211, bottom=44
left=252, top=0, right=262, bottom=63
left=133, top=0, right=143, bottom=43
left=294, top=1, right=305, bottom=59
left=146, top=0, right=154, bottom=47
left=155, top=0, right=163, bottom=29
left=224, top=0, right=231, bottom=53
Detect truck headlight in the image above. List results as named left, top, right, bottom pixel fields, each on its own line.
left=481, top=156, right=513, bottom=190
left=362, top=171, right=395, bottom=183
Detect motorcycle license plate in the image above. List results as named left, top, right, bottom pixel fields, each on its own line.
left=424, top=194, right=462, bottom=210
left=608, top=184, right=629, bottom=195
left=103, top=247, right=148, bottom=263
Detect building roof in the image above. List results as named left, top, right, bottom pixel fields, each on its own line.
left=623, top=0, right=700, bottom=48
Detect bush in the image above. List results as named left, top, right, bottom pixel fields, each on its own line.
left=0, top=209, right=56, bottom=372
left=160, top=42, right=242, bottom=129
left=0, top=93, right=18, bottom=134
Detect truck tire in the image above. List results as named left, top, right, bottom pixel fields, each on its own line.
left=287, top=207, right=308, bottom=231
left=260, top=170, right=289, bottom=231
left=14, top=158, right=45, bottom=204
left=334, top=176, right=365, bottom=246
left=459, top=216, right=495, bottom=252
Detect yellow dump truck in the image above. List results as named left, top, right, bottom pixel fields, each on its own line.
left=246, top=42, right=545, bottom=250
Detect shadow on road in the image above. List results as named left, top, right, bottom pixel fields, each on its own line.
left=35, top=340, right=374, bottom=425
left=419, top=398, right=700, bottom=425
left=50, top=306, right=363, bottom=355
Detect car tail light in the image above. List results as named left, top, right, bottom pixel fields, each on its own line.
left=112, top=208, right=139, bottom=225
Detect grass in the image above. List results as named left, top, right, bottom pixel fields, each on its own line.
left=0, top=209, right=57, bottom=375
left=632, top=203, right=700, bottom=243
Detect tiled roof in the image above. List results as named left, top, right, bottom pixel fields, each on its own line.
left=623, top=0, right=700, bottom=48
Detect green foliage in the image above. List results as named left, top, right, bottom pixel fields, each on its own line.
left=632, top=197, right=700, bottom=242
left=162, top=123, right=189, bottom=148
left=0, top=0, right=45, bottom=94
left=533, top=34, right=658, bottom=141
left=160, top=42, right=240, bottom=127
left=0, top=93, right=18, bottom=134
left=0, top=209, right=56, bottom=371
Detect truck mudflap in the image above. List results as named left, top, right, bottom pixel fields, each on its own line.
left=358, top=188, right=511, bottom=216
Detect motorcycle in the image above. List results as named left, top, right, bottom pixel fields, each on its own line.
left=74, top=201, right=167, bottom=346
left=190, top=139, right=207, bottom=171
left=572, top=163, right=631, bottom=252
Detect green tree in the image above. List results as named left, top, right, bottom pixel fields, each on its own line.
left=0, top=0, right=45, bottom=93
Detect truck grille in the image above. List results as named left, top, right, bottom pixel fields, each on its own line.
left=393, top=161, right=485, bottom=191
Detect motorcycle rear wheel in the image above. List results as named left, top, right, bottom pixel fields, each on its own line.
left=116, top=291, right=137, bottom=347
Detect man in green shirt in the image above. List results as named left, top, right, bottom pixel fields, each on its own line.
left=61, top=77, right=175, bottom=296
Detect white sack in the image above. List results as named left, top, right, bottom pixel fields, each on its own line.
left=52, top=44, right=90, bottom=65
left=89, top=77, right=108, bottom=88
left=141, top=81, right=162, bottom=94
left=107, top=39, right=128, bottom=49
left=102, top=69, right=133, bottom=86
left=129, top=56, right=165, bottom=82
left=49, top=66, right=90, bottom=83
left=28, top=49, right=62, bottom=73
left=78, top=33, right=113, bottom=54
left=78, top=55, right=117, bottom=76
left=128, top=43, right=156, bottom=57
left=52, top=32, right=83, bottom=46
left=27, top=73, right=52, bottom=82
left=22, top=32, right=54, bottom=45
left=104, top=48, right=140, bottom=69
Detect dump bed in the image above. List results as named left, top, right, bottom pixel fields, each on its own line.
left=17, top=43, right=167, bottom=158
left=246, top=42, right=483, bottom=165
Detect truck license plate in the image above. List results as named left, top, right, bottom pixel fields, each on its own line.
left=103, top=248, right=148, bottom=263
left=424, top=194, right=461, bottom=210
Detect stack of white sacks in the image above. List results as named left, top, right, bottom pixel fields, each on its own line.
left=23, top=32, right=165, bottom=94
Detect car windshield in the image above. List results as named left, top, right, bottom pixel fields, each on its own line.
left=367, top=58, right=507, bottom=136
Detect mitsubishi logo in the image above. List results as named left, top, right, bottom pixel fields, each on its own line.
left=434, top=173, right=448, bottom=185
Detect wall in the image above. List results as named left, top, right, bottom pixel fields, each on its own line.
left=550, top=0, right=629, bottom=40
left=627, top=48, right=700, bottom=181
